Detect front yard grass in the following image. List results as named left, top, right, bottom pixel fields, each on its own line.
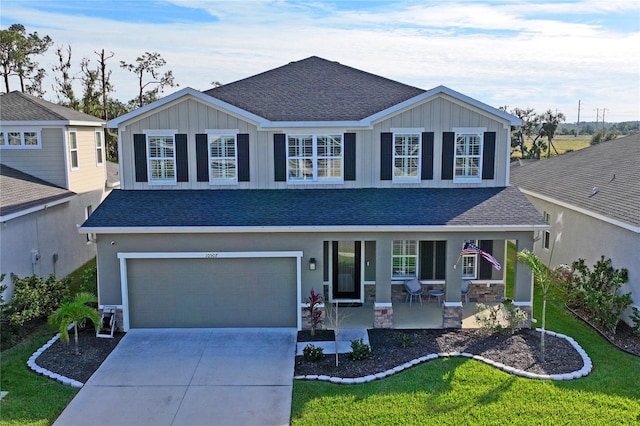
left=291, top=269, right=640, bottom=425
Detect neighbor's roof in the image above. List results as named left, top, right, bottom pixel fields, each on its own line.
left=510, top=132, right=640, bottom=230
left=0, top=164, right=76, bottom=220
left=0, top=91, right=104, bottom=124
left=81, top=186, right=546, bottom=232
left=107, top=57, right=520, bottom=128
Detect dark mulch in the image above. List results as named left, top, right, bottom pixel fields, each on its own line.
left=35, top=327, right=125, bottom=383
left=295, top=328, right=586, bottom=378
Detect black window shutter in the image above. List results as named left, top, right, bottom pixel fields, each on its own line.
left=380, top=132, right=392, bottom=181
left=274, top=134, right=286, bottom=182
left=196, top=134, right=209, bottom=182
left=133, top=134, right=147, bottom=182
left=479, top=240, right=494, bottom=279
left=344, top=132, right=356, bottom=181
left=482, top=132, right=496, bottom=180
left=435, top=240, right=447, bottom=280
left=237, top=133, right=250, bottom=182
left=175, top=134, right=188, bottom=182
left=421, top=132, right=434, bottom=180
left=441, top=132, right=454, bottom=180
left=419, top=241, right=434, bottom=280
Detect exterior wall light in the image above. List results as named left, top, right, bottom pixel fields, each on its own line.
left=309, top=258, right=317, bottom=271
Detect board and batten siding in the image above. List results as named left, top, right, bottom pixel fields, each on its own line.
left=119, top=94, right=510, bottom=190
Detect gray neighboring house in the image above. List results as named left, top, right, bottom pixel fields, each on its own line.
left=511, top=133, right=640, bottom=324
left=0, top=91, right=105, bottom=299
left=82, top=56, right=548, bottom=331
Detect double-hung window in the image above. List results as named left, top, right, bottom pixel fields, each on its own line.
left=392, top=240, right=417, bottom=279
left=287, top=134, right=342, bottom=182
left=147, top=132, right=176, bottom=184
left=453, top=128, right=484, bottom=182
left=95, top=130, right=104, bottom=166
left=392, top=130, right=421, bottom=181
left=461, top=240, right=479, bottom=279
left=0, top=129, right=41, bottom=148
left=208, top=132, right=237, bottom=184
left=69, top=130, right=79, bottom=169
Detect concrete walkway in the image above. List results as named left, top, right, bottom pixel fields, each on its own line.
left=54, top=328, right=297, bottom=426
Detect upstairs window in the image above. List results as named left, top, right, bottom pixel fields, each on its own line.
left=69, top=130, right=79, bottom=169
left=393, top=132, right=420, bottom=181
left=95, top=131, right=104, bottom=166
left=209, top=133, right=237, bottom=184
left=0, top=129, right=41, bottom=149
left=287, top=134, right=342, bottom=183
left=147, top=133, right=176, bottom=184
left=453, top=128, right=484, bottom=181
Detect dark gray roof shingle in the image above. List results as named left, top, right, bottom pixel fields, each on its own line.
left=82, top=186, right=545, bottom=229
left=510, top=133, right=640, bottom=228
left=0, top=91, right=104, bottom=123
left=203, top=56, right=426, bottom=122
left=0, top=164, right=76, bottom=217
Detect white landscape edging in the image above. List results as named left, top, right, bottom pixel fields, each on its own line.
left=294, top=328, right=593, bottom=384
left=27, top=328, right=84, bottom=389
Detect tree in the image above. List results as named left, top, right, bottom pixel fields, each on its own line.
left=51, top=44, right=80, bottom=109
left=0, top=24, right=52, bottom=94
left=538, top=109, right=566, bottom=158
left=120, top=52, right=177, bottom=108
left=510, top=107, right=539, bottom=158
left=95, top=49, right=115, bottom=121
left=48, top=292, right=100, bottom=356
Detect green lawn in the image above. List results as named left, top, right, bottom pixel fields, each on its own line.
left=291, top=248, right=640, bottom=425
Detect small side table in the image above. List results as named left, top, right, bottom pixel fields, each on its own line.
left=427, top=289, right=444, bottom=306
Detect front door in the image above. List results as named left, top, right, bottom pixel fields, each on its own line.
left=332, top=241, right=361, bottom=300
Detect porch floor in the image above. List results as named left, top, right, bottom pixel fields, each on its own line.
left=325, top=301, right=495, bottom=329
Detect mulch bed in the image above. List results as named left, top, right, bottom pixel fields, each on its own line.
left=566, top=305, right=640, bottom=356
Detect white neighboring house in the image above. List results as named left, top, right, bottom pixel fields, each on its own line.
left=510, top=133, right=640, bottom=324
left=0, top=91, right=105, bottom=299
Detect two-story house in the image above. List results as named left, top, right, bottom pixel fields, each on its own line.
left=0, top=91, right=105, bottom=299
left=82, top=56, right=547, bottom=331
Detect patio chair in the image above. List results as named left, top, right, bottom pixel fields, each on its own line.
left=404, top=278, right=423, bottom=306
left=461, top=280, right=471, bottom=304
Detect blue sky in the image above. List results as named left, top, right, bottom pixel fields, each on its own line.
left=2, top=0, right=638, bottom=122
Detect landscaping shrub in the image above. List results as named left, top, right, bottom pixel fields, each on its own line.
left=302, top=343, right=325, bottom=362
left=349, top=338, right=370, bottom=360
left=567, top=256, right=631, bottom=333
left=6, top=274, right=70, bottom=326
left=475, top=299, right=528, bottom=335
left=305, top=288, right=323, bottom=336
left=398, top=333, right=414, bottom=348
left=629, top=307, right=640, bottom=336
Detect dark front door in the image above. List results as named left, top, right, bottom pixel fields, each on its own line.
left=332, top=241, right=361, bottom=300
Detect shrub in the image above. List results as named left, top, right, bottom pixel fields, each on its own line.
left=475, top=299, right=527, bottom=335
left=398, top=333, right=414, bottom=348
left=349, top=338, right=370, bottom=360
left=7, top=274, right=70, bottom=326
left=305, top=288, right=323, bottom=336
left=79, top=266, right=98, bottom=294
left=302, top=343, right=325, bottom=362
left=629, top=307, right=640, bottom=336
left=568, top=257, right=631, bottom=334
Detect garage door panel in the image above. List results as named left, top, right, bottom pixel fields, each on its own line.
left=128, top=258, right=296, bottom=328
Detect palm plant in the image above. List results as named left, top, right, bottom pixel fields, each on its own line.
left=48, top=292, right=100, bottom=355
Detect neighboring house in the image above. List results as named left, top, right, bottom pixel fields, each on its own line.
left=0, top=91, right=105, bottom=299
left=511, top=133, right=640, bottom=324
left=82, top=56, right=547, bottom=331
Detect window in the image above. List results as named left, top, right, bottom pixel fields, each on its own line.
left=392, top=240, right=417, bottom=278
left=209, top=133, right=237, bottom=184
left=0, top=129, right=41, bottom=148
left=287, top=134, right=342, bottom=182
left=543, top=212, right=551, bottom=249
left=95, top=131, right=104, bottom=165
left=393, top=132, right=420, bottom=180
left=69, top=130, right=79, bottom=169
left=147, top=133, right=176, bottom=184
left=454, top=128, right=484, bottom=181
left=85, top=206, right=95, bottom=242
left=461, top=240, right=479, bottom=279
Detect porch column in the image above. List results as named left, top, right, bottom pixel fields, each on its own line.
left=373, top=236, right=393, bottom=328
left=444, top=236, right=464, bottom=328
left=513, top=236, right=534, bottom=326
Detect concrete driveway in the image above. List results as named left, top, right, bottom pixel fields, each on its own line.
left=54, top=328, right=297, bottom=426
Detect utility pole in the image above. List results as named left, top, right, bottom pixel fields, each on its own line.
left=576, top=100, right=581, bottom=137
left=602, top=108, right=609, bottom=130
left=594, top=108, right=600, bottom=131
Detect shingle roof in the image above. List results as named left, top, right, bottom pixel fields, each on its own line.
left=510, top=132, right=640, bottom=228
left=0, top=91, right=104, bottom=123
left=203, top=56, right=426, bottom=122
left=0, top=164, right=76, bottom=217
left=82, top=186, right=545, bottom=229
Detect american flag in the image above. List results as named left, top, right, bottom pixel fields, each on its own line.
left=460, top=242, right=502, bottom=271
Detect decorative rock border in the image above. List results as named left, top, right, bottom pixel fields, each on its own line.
left=294, top=328, right=593, bottom=384
left=27, top=329, right=84, bottom=389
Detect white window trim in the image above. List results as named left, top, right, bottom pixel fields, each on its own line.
left=68, top=129, right=79, bottom=170
left=144, top=129, right=177, bottom=185
left=391, top=128, right=423, bottom=183
left=453, top=127, right=485, bottom=183
left=95, top=130, right=104, bottom=166
left=0, top=128, right=42, bottom=149
left=391, top=240, right=418, bottom=279
left=206, top=129, right=239, bottom=185
left=462, top=239, right=479, bottom=279
left=286, top=133, right=344, bottom=184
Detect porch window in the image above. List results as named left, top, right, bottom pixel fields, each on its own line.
left=393, top=131, right=420, bottom=181
left=287, top=134, right=342, bottom=182
left=454, top=128, right=484, bottom=182
left=392, top=240, right=417, bottom=278
left=461, top=239, right=479, bottom=279
left=209, top=133, right=237, bottom=184
left=147, top=132, right=176, bottom=184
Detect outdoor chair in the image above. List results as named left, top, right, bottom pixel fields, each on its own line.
left=461, top=280, right=471, bottom=304
left=404, top=278, right=423, bottom=306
